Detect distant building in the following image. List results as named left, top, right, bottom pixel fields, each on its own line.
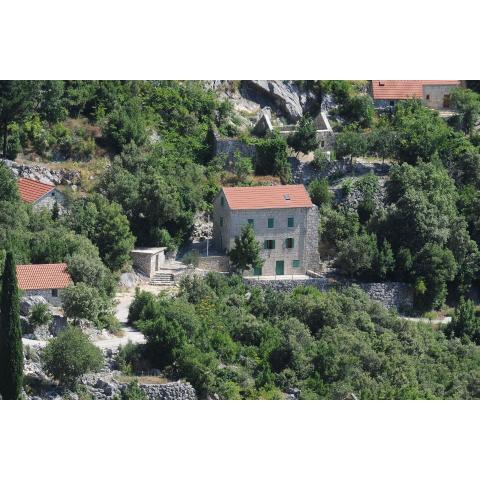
left=16, top=263, right=72, bottom=306
left=213, top=185, right=320, bottom=276
left=131, top=247, right=166, bottom=278
left=17, top=178, right=66, bottom=211
left=370, top=80, right=462, bottom=111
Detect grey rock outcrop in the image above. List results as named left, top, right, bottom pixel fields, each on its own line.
left=2, top=159, right=81, bottom=186
left=245, top=80, right=308, bottom=123
left=20, top=295, right=48, bottom=316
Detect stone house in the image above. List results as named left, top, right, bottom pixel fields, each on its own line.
left=131, top=247, right=166, bottom=278
left=16, top=263, right=72, bottom=307
left=213, top=185, right=320, bottom=276
left=17, top=177, right=66, bottom=211
left=370, top=80, right=462, bottom=111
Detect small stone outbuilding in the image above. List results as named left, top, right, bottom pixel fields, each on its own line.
left=131, top=247, right=166, bottom=278
left=17, top=177, right=66, bottom=212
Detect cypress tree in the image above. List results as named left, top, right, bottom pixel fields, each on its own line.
left=0, top=251, right=24, bottom=399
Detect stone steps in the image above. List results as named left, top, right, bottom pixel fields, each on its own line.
left=150, top=272, right=174, bottom=286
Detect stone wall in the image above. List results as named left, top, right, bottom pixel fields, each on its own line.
left=138, top=382, right=197, bottom=400
left=21, top=288, right=64, bottom=307
left=213, top=133, right=257, bottom=168
left=244, top=277, right=413, bottom=311
left=304, top=205, right=320, bottom=272
left=357, top=282, right=413, bottom=311
left=197, top=255, right=230, bottom=272
left=34, top=189, right=66, bottom=211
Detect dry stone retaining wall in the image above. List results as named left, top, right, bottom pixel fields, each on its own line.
left=244, top=278, right=413, bottom=311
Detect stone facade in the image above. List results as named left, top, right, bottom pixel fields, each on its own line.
left=20, top=288, right=64, bottom=307
left=213, top=191, right=320, bottom=276
left=131, top=247, right=166, bottom=278
left=33, top=189, right=66, bottom=211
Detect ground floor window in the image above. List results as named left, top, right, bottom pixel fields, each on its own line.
left=292, top=260, right=300, bottom=268
left=253, top=266, right=262, bottom=276
left=51, top=289, right=58, bottom=297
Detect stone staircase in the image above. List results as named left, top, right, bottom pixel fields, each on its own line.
left=149, top=272, right=174, bottom=286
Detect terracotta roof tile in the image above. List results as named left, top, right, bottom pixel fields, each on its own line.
left=16, top=263, right=72, bottom=290
left=17, top=178, right=55, bottom=204
left=222, top=185, right=313, bottom=210
left=371, top=80, right=460, bottom=100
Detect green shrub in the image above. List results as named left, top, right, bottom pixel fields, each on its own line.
left=182, top=250, right=200, bottom=267
left=29, top=303, right=52, bottom=327
left=42, top=327, right=104, bottom=386
left=122, top=380, right=147, bottom=399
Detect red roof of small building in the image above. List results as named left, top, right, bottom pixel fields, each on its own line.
left=17, top=178, right=55, bottom=204
left=222, top=185, right=313, bottom=210
left=371, top=80, right=461, bottom=100
left=16, top=263, right=72, bottom=290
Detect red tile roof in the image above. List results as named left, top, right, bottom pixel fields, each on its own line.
left=371, top=80, right=461, bottom=100
left=17, top=178, right=55, bottom=204
left=16, top=263, right=72, bottom=291
left=222, top=185, right=313, bottom=210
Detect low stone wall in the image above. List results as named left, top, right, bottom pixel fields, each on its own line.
left=197, top=255, right=230, bottom=272
left=244, top=277, right=413, bottom=311
left=213, top=134, right=257, bottom=168
left=138, top=382, right=196, bottom=400
left=357, top=282, right=413, bottom=311
left=244, top=277, right=331, bottom=292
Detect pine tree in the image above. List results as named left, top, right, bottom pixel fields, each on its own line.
left=228, top=224, right=263, bottom=273
left=0, top=251, right=24, bottom=399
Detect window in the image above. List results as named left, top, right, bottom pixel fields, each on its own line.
left=51, top=289, right=58, bottom=298
left=320, top=140, right=325, bottom=148
left=220, top=217, right=223, bottom=227
left=264, top=239, right=275, bottom=250
left=221, top=196, right=225, bottom=207
left=248, top=219, right=254, bottom=226
left=426, top=94, right=430, bottom=100
left=268, top=218, right=274, bottom=228
left=287, top=217, right=294, bottom=228
left=285, top=238, right=294, bottom=248
left=389, top=100, right=395, bottom=107
left=292, top=260, right=300, bottom=268
left=51, top=191, right=55, bottom=196
left=253, top=266, right=262, bottom=276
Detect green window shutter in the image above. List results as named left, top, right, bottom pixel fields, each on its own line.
left=268, top=218, right=274, bottom=228
left=264, top=240, right=268, bottom=249
left=272, top=240, right=275, bottom=249
left=221, top=196, right=225, bottom=206
left=253, top=266, right=262, bottom=276
left=248, top=219, right=254, bottom=226
left=292, top=260, right=300, bottom=268
left=288, top=217, right=294, bottom=228
left=220, top=217, right=223, bottom=227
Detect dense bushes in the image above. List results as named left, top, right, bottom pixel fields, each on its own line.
left=42, top=327, right=104, bottom=386
left=127, top=273, right=480, bottom=399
